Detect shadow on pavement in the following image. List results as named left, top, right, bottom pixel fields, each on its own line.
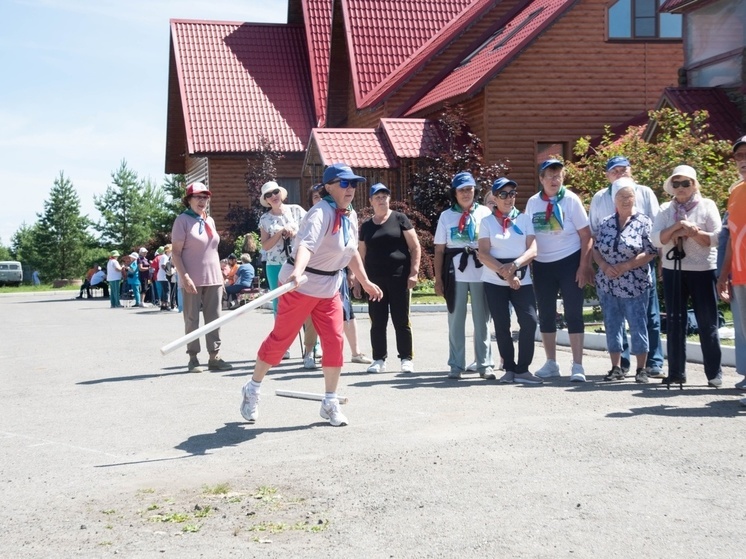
left=607, top=398, right=745, bottom=418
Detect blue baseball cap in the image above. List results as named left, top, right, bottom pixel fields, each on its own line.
left=322, top=162, right=366, bottom=185
left=605, top=156, right=630, bottom=172
left=451, top=171, right=476, bottom=189
left=492, top=177, right=517, bottom=192
left=369, top=183, right=390, bottom=197
left=538, top=159, right=564, bottom=173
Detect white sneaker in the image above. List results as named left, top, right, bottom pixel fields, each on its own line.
left=320, top=398, right=348, bottom=426
left=735, top=377, right=746, bottom=390
left=536, top=360, right=561, bottom=378
left=367, top=359, right=386, bottom=373
left=570, top=363, right=586, bottom=382
left=240, top=385, right=260, bottom=423
left=303, top=353, right=317, bottom=370
left=401, top=359, right=414, bottom=373
left=466, top=361, right=478, bottom=372
left=282, top=350, right=290, bottom=360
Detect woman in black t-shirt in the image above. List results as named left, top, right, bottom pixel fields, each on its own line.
left=357, top=183, right=421, bottom=373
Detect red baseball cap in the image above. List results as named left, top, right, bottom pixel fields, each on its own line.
left=186, top=182, right=211, bottom=197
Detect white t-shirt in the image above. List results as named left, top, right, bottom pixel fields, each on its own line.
left=479, top=212, right=534, bottom=286
left=278, top=200, right=358, bottom=298
left=259, top=204, right=307, bottom=265
left=434, top=203, right=492, bottom=282
left=525, top=189, right=589, bottom=263
left=107, top=258, right=122, bottom=281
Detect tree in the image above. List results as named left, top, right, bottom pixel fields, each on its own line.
left=33, top=172, right=94, bottom=280
left=0, top=238, right=11, bottom=261
left=162, top=173, right=186, bottom=224
left=95, top=160, right=169, bottom=252
left=10, top=222, right=41, bottom=266
left=565, top=108, right=738, bottom=211
left=411, top=104, right=509, bottom=234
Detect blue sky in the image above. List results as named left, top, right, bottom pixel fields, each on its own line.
left=0, top=0, right=287, bottom=245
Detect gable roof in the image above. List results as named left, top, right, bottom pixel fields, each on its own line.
left=647, top=87, right=745, bottom=141
left=379, top=118, right=445, bottom=158
left=405, top=0, right=578, bottom=116
left=308, top=128, right=398, bottom=168
left=659, top=0, right=718, bottom=13
left=303, top=0, right=332, bottom=125
left=340, top=0, right=480, bottom=109
left=167, top=20, right=315, bottom=162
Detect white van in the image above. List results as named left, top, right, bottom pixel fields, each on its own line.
left=0, top=261, right=23, bottom=286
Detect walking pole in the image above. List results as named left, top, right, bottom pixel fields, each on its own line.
left=159, top=276, right=307, bottom=355
left=664, top=238, right=686, bottom=389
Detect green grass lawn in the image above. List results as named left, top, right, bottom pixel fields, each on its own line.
left=0, top=283, right=78, bottom=294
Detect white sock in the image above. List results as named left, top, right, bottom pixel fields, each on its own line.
left=249, top=380, right=262, bottom=393
left=325, top=392, right=337, bottom=402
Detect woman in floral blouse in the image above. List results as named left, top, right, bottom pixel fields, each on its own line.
left=593, top=180, right=658, bottom=383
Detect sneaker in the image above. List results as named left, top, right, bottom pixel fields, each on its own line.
left=603, top=366, right=625, bottom=381
left=646, top=365, right=666, bottom=379
left=708, top=374, right=723, bottom=388
left=536, top=360, right=561, bottom=378
left=401, top=359, right=414, bottom=373
left=240, top=385, right=260, bottom=423
left=313, top=342, right=323, bottom=360
left=282, top=350, right=291, bottom=360
left=481, top=367, right=497, bottom=380
left=188, top=356, right=204, bottom=373
left=513, top=371, right=543, bottom=385
left=367, top=359, right=386, bottom=373
left=351, top=353, right=373, bottom=364
left=735, top=377, right=746, bottom=390
left=448, top=369, right=463, bottom=379
left=570, top=363, right=586, bottom=382
left=208, top=356, right=233, bottom=371
left=740, top=398, right=746, bottom=407
left=635, top=367, right=649, bottom=384
left=498, top=370, right=514, bottom=383
left=303, top=353, right=318, bottom=370
left=466, top=361, right=478, bottom=372
left=319, top=398, right=348, bottom=426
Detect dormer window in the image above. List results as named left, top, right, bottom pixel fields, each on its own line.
left=608, top=0, right=682, bottom=40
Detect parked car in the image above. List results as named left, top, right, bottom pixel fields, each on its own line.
left=0, top=261, right=23, bottom=286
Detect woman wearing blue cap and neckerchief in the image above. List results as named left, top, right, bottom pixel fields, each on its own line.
left=478, top=177, right=542, bottom=385
left=240, top=163, right=383, bottom=427
left=525, top=160, right=594, bottom=382
left=434, top=171, right=494, bottom=379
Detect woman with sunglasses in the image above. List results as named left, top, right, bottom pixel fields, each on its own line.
left=259, top=181, right=307, bottom=320
left=241, top=163, right=383, bottom=427
left=652, top=165, right=722, bottom=387
left=478, top=177, right=541, bottom=384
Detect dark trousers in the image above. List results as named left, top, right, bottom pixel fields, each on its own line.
left=662, top=268, right=721, bottom=380
left=79, top=279, right=92, bottom=298
left=368, top=275, right=413, bottom=361
left=485, top=283, right=538, bottom=374
left=532, top=251, right=585, bottom=334
left=158, top=280, right=171, bottom=308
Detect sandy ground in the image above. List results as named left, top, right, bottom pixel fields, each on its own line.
left=1, top=290, right=744, bottom=558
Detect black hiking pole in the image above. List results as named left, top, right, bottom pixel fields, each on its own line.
left=664, top=237, right=686, bottom=389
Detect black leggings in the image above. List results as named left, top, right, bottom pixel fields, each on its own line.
left=532, top=251, right=585, bottom=334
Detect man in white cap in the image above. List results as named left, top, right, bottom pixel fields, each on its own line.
left=589, top=156, right=664, bottom=380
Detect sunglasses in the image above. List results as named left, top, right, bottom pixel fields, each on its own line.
left=495, top=190, right=517, bottom=199
left=336, top=179, right=360, bottom=189
left=671, top=180, right=692, bottom=189
left=263, top=188, right=281, bottom=199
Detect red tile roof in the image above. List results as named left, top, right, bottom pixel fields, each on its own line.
left=659, top=0, right=714, bottom=13
left=303, top=0, right=332, bottom=125
left=309, top=128, right=398, bottom=168
left=342, top=0, right=478, bottom=108
left=379, top=118, right=445, bottom=158
left=655, top=87, right=745, bottom=141
left=405, top=0, right=577, bottom=116
left=169, top=20, right=315, bottom=155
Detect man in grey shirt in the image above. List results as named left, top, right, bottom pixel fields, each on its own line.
left=589, top=156, right=664, bottom=377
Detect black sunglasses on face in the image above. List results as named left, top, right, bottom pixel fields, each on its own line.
left=264, top=188, right=281, bottom=199
left=337, top=179, right=360, bottom=189
left=671, top=180, right=692, bottom=189
left=495, top=190, right=517, bottom=199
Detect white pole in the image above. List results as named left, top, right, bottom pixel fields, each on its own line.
left=275, top=390, right=349, bottom=405
left=159, top=276, right=307, bottom=355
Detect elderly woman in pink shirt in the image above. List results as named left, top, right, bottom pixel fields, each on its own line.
left=171, top=182, right=233, bottom=374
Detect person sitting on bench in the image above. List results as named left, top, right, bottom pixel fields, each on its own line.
left=224, top=253, right=256, bottom=309
left=90, top=265, right=109, bottom=297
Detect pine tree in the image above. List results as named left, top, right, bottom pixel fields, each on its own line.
left=34, top=172, right=93, bottom=280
